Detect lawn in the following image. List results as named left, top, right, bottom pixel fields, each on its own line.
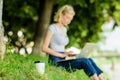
left=0, top=53, right=90, bottom=80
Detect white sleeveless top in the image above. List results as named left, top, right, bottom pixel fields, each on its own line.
left=49, top=24, right=69, bottom=52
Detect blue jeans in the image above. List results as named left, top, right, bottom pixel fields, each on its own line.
left=49, top=54, right=103, bottom=77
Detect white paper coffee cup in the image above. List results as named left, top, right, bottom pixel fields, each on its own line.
left=34, top=61, right=45, bottom=75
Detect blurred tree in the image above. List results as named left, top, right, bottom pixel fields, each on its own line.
left=2, top=0, right=120, bottom=55
left=0, top=0, right=5, bottom=60
left=3, top=0, right=39, bottom=43
left=32, top=0, right=54, bottom=55
left=66, top=0, right=105, bottom=47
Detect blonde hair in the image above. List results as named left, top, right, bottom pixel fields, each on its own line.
left=54, top=5, right=75, bottom=22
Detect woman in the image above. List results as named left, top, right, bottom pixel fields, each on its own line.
left=42, top=5, right=104, bottom=80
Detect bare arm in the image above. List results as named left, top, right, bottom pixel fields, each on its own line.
left=42, top=29, right=67, bottom=58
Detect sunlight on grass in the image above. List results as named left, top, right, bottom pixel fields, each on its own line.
left=0, top=53, right=89, bottom=80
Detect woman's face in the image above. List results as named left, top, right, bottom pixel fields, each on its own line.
left=61, top=13, right=74, bottom=26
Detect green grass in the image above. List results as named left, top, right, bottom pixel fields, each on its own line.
left=0, top=53, right=90, bottom=80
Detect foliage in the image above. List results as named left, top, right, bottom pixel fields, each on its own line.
left=3, top=0, right=120, bottom=49
left=0, top=53, right=90, bottom=80
left=3, top=0, right=39, bottom=43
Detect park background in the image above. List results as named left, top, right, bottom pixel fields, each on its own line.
left=0, top=0, right=120, bottom=80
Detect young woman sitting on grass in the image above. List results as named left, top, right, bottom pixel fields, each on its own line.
left=42, top=5, right=105, bottom=80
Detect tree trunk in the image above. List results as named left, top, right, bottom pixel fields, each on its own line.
left=32, top=0, right=54, bottom=55
left=0, top=0, right=5, bottom=60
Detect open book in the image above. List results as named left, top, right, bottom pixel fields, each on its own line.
left=58, top=43, right=97, bottom=62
